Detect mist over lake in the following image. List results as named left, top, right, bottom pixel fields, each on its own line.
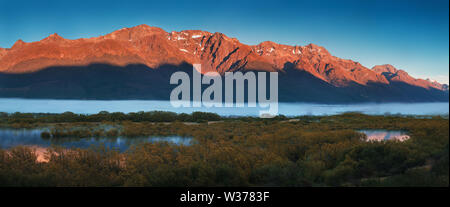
left=0, top=98, right=448, bottom=116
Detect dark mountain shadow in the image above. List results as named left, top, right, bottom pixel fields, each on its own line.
left=0, top=63, right=193, bottom=100
left=0, top=63, right=448, bottom=103
left=277, top=67, right=363, bottom=103
left=275, top=66, right=448, bottom=103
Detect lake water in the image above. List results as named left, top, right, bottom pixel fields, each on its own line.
left=358, top=130, right=410, bottom=142
left=0, top=128, right=193, bottom=152
left=0, top=98, right=448, bottom=116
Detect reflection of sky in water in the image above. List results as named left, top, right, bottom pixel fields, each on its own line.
left=0, top=128, right=192, bottom=152
left=0, top=99, right=448, bottom=116
left=358, top=130, right=410, bottom=142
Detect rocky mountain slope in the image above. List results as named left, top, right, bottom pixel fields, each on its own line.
left=0, top=24, right=447, bottom=102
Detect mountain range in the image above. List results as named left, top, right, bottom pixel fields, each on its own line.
left=0, top=24, right=448, bottom=102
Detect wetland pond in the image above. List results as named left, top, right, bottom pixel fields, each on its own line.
left=0, top=128, right=193, bottom=152
left=358, top=130, right=410, bottom=142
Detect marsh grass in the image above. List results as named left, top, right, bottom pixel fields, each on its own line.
left=0, top=112, right=448, bottom=186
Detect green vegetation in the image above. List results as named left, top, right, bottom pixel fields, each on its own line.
left=0, top=111, right=221, bottom=127
left=0, top=112, right=448, bottom=187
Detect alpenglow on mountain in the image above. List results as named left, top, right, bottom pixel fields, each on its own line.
left=0, top=24, right=448, bottom=102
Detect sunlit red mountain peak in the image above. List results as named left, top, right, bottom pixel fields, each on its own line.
left=0, top=24, right=447, bottom=92
left=41, top=33, right=66, bottom=42
left=372, top=64, right=447, bottom=90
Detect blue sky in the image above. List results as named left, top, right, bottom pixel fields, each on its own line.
left=0, top=0, right=448, bottom=83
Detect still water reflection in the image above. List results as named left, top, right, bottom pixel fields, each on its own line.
left=0, top=128, right=192, bottom=152
left=358, top=130, right=410, bottom=142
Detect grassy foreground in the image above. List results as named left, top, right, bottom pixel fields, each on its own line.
left=0, top=112, right=448, bottom=187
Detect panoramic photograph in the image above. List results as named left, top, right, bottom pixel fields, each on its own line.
left=0, top=0, right=448, bottom=202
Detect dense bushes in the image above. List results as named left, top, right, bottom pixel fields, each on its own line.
left=0, top=113, right=448, bottom=186
left=0, top=111, right=223, bottom=126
